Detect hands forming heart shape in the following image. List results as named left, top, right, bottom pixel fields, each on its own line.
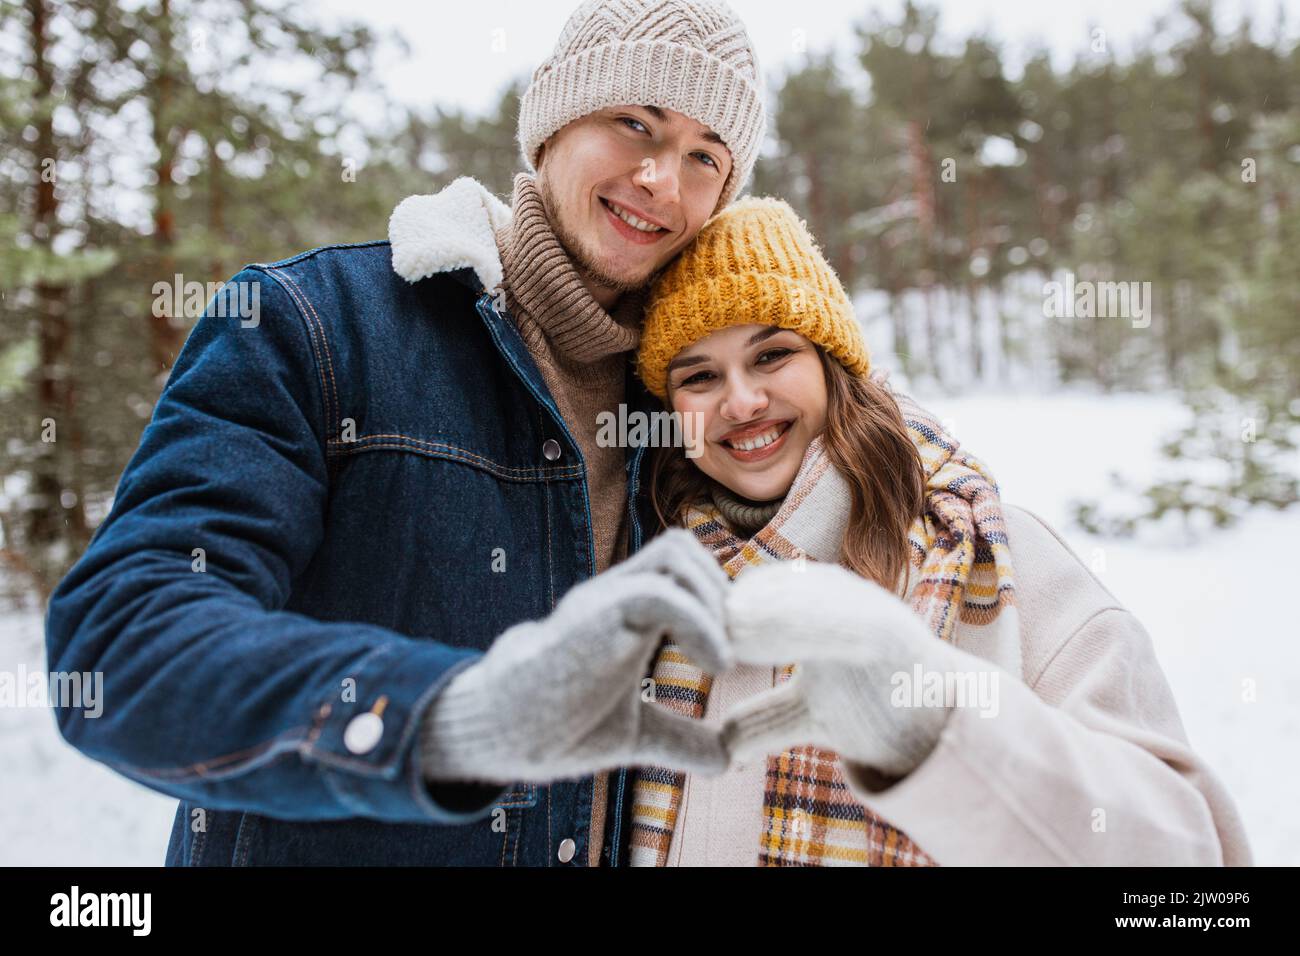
left=421, top=528, right=979, bottom=788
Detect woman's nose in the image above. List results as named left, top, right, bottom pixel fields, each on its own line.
left=720, top=376, right=768, bottom=422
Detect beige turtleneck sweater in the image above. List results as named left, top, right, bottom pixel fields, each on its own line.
left=493, top=171, right=646, bottom=865
left=493, top=172, right=644, bottom=578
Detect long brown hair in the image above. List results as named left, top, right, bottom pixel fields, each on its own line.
left=648, top=347, right=927, bottom=595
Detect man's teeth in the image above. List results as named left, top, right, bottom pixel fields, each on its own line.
left=607, top=200, right=663, bottom=233
left=728, top=424, right=786, bottom=451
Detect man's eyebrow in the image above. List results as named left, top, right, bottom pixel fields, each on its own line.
left=640, top=105, right=726, bottom=146
left=666, top=328, right=786, bottom=375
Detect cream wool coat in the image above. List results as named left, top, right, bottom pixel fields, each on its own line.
left=668, top=503, right=1254, bottom=866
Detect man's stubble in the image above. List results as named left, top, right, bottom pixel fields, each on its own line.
left=537, top=173, right=668, bottom=302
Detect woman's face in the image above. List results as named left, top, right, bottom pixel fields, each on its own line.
left=665, top=324, right=828, bottom=502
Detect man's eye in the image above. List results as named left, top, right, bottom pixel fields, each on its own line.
left=757, top=348, right=793, bottom=364
left=620, top=117, right=649, bottom=134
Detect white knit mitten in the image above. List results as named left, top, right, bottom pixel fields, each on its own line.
left=719, top=561, right=977, bottom=778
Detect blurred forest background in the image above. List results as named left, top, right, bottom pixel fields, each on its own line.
left=1, top=0, right=1297, bottom=604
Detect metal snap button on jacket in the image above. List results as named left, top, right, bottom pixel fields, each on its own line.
left=557, top=838, right=576, bottom=863
left=343, top=712, right=384, bottom=754
left=542, top=438, right=562, bottom=461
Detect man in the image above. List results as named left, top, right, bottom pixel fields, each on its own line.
left=45, top=0, right=765, bottom=866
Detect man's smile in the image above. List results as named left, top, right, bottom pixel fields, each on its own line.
left=600, top=196, right=672, bottom=245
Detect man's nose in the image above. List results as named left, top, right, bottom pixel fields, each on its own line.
left=633, top=149, right=681, bottom=206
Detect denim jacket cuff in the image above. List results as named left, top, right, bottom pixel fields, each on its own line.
left=305, top=638, right=509, bottom=823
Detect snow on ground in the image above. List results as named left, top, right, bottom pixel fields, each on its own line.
left=0, top=387, right=1295, bottom=865
left=0, top=610, right=177, bottom=866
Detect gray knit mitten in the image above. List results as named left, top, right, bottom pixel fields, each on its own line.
left=418, top=529, right=734, bottom=785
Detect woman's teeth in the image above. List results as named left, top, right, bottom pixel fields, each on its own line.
left=726, top=423, right=788, bottom=451
left=606, top=200, right=664, bottom=233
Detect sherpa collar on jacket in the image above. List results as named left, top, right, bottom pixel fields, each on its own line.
left=388, top=176, right=512, bottom=292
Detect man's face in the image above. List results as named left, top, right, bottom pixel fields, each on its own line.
left=537, top=104, right=733, bottom=300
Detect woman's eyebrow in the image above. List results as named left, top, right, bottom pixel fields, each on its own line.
left=746, top=326, right=784, bottom=347
left=667, top=353, right=708, bottom=373
left=668, top=328, right=788, bottom=374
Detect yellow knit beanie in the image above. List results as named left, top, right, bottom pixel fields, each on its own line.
left=636, top=195, right=870, bottom=399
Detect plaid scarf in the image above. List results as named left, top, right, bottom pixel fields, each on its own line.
left=627, top=390, right=1018, bottom=866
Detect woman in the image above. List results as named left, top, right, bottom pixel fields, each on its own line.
left=625, top=196, right=1252, bottom=867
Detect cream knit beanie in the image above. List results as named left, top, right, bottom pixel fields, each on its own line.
left=518, top=0, right=767, bottom=211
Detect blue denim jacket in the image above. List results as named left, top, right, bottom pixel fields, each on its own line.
left=44, top=224, right=663, bottom=865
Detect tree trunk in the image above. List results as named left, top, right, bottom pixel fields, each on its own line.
left=149, top=0, right=185, bottom=375
left=25, top=0, right=89, bottom=601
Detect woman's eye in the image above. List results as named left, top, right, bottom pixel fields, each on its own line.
left=620, top=117, right=649, bottom=134
left=679, top=370, right=714, bottom=387
left=757, top=348, right=793, bottom=364
left=694, top=152, right=718, bottom=169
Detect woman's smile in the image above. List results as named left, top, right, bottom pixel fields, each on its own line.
left=717, top=418, right=793, bottom=463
